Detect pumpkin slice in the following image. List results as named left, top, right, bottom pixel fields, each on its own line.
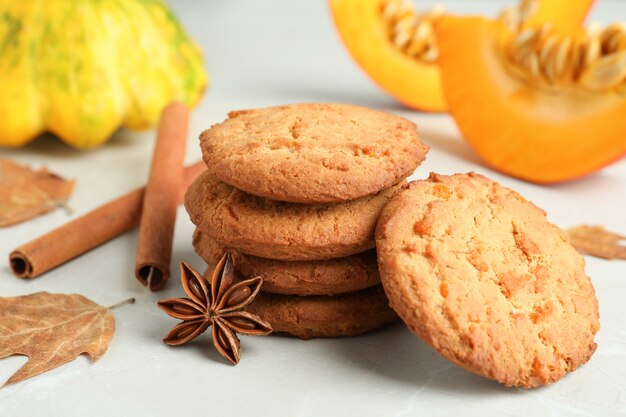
left=435, top=16, right=626, bottom=183
left=331, top=0, right=445, bottom=111
left=330, top=0, right=594, bottom=112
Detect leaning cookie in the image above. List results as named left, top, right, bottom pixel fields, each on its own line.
left=185, top=170, right=404, bottom=261
left=247, top=287, right=398, bottom=339
left=200, top=103, right=428, bottom=204
left=376, top=173, right=599, bottom=388
left=193, top=229, right=380, bottom=295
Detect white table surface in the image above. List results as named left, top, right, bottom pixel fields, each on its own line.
left=1, top=1, right=625, bottom=416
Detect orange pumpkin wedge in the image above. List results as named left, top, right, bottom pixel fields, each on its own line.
left=330, top=0, right=595, bottom=112
left=435, top=16, right=626, bottom=183
left=331, top=0, right=445, bottom=111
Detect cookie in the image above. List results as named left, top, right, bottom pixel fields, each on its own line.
left=375, top=172, right=599, bottom=388
left=193, top=229, right=380, bottom=295
left=200, top=103, right=427, bottom=204
left=185, top=170, right=404, bottom=261
left=247, top=286, right=398, bottom=339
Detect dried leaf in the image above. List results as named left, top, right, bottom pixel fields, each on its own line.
left=0, top=159, right=75, bottom=227
left=567, top=225, right=626, bottom=260
left=0, top=292, right=129, bottom=386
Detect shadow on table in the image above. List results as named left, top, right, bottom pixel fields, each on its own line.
left=331, top=322, right=514, bottom=396
left=3, top=130, right=141, bottom=158
left=419, top=127, right=485, bottom=167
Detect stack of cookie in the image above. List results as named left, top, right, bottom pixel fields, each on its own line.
left=184, top=103, right=429, bottom=339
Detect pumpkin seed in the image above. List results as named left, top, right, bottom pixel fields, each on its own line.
left=539, top=37, right=557, bottom=68
left=569, top=36, right=586, bottom=81
left=502, top=16, right=626, bottom=92
left=499, top=0, right=538, bottom=31
left=421, top=45, right=438, bottom=63
left=518, top=0, right=538, bottom=24
left=382, top=0, right=401, bottom=20
left=601, top=24, right=625, bottom=53
left=499, top=9, right=519, bottom=31
left=554, top=38, right=572, bottom=79
left=381, top=0, right=443, bottom=64
left=405, top=20, right=431, bottom=56
left=527, top=51, right=541, bottom=79
left=584, top=35, right=601, bottom=69
left=430, top=3, right=445, bottom=18
left=580, top=50, right=626, bottom=90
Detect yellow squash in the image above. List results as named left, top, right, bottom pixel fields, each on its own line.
left=0, top=0, right=208, bottom=149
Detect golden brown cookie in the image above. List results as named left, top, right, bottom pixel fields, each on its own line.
left=200, top=103, right=427, bottom=204
left=376, top=172, right=599, bottom=388
left=185, top=170, right=404, bottom=260
left=193, top=229, right=380, bottom=295
left=247, top=286, right=398, bottom=339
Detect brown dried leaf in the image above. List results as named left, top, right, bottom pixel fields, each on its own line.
left=0, top=292, right=117, bottom=386
left=568, top=225, right=626, bottom=260
left=0, top=159, right=75, bottom=227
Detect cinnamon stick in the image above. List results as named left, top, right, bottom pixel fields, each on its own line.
left=135, top=103, right=189, bottom=291
left=9, top=162, right=205, bottom=279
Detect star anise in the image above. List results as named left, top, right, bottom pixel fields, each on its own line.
left=157, top=254, right=272, bottom=365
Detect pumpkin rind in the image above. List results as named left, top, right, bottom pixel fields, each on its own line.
left=0, top=0, right=208, bottom=149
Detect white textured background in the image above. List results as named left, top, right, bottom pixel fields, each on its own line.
left=1, top=1, right=625, bottom=416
